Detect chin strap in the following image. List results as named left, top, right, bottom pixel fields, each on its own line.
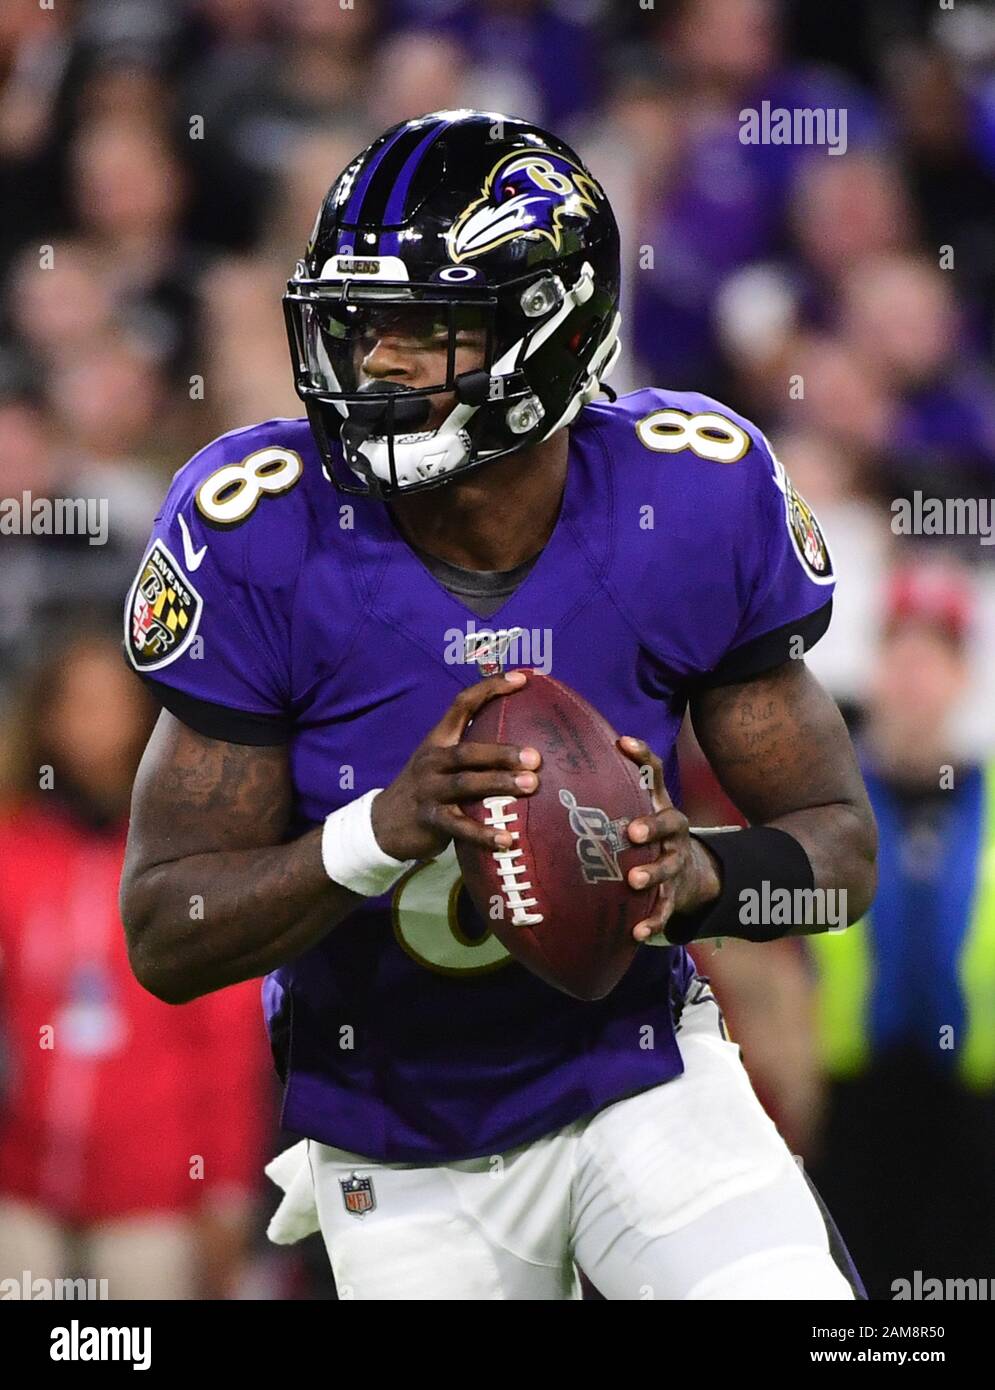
left=346, top=410, right=478, bottom=490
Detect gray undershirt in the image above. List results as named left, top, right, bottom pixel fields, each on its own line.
left=407, top=538, right=542, bottom=619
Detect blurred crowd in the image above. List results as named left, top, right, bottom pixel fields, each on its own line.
left=1, top=0, right=994, bottom=1299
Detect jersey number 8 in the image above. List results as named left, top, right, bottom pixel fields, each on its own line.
left=392, top=845, right=511, bottom=977
left=636, top=408, right=750, bottom=463
left=196, top=447, right=303, bottom=525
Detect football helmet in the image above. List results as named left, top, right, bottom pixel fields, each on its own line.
left=284, top=109, right=621, bottom=498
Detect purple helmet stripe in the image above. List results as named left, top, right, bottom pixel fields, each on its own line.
left=336, top=123, right=413, bottom=249
left=378, top=117, right=454, bottom=255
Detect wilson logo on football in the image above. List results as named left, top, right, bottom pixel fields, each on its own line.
left=559, top=788, right=628, bottom=884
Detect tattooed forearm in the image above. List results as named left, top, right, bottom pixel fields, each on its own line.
left=120, top=712, right=362, bottom=1003
left=146, top=725, right=290, bottom=850
left=690, top=662, right=877, bottom=926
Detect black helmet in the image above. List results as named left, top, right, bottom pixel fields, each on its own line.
left=284, top=109, right=621, bottom=498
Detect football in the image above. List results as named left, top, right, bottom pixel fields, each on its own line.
left=456, top=672, right=658, bottom=1000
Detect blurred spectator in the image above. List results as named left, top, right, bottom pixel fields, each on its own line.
left=45, top=336, right=170, bottom=543
left=573, top=73, right=679, bottom=393
left=788, top=152, right=916, bottom=304
left=628, top=0, right=883, bottom=389
left=70, top=114, right=199, bottom=374
left=197, top=257, right=300, bottom=432
left=0, top=0, right=80, bottom=268
left=766, top=427, right=892, bottom=713
left=399, top=0, right=607, bottom=128
left=0, top=631, right=273, bottom=1299
left=176, top=0, right=379, bottom=254
left=257, top=124, right=373, bottom=267
left=840, top=252, right=995, bottom=487
left=773, top=333, right=897, bottom=469
left=883, top=37, right=995, bottom=337
left=806, top=567, right=995, bottom=1299
left=0, top=391, right=140, bottom=701
left=368, top=30, right=471, bottom=132
left=7, top=239, right=118, bottom=372
left=0, top=392, right=61, bottom=687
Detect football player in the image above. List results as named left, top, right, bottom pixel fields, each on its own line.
left=121, top=112, right=877, bottom=1300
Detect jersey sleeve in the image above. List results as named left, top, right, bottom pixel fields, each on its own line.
left=703, top=433, right=835, bottom=686
left=123, top=434, right=304, bottom=744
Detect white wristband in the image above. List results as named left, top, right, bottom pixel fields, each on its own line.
left=320, top=789, right=416, bottom=897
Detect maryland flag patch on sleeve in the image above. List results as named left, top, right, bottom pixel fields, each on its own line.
left=769, top=449, right=834, bottom=585
left=785, top=480, right=833, bottom=583
left=125, top=540, right=203, bottom=671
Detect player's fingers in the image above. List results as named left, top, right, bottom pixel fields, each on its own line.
left=626, top=805, right=687, bottom=847
left=433, top=803, right=515, bottom=852
left=632, top=886, right=676, bottom=941
left=617, top=735, right=672, bottom=812
left=439, top=741, right=542, bottom=773
left=429, top=767, right=539, bottom=805
left=627, top=844, right=683, bottom=891
left=431, top=671, right=527, bottom=746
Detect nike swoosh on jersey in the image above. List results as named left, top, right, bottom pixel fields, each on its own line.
left=177, top=512, right=207, bottom=571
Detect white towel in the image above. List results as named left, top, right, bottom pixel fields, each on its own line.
left=264, top=1140, right=321, bottom=1245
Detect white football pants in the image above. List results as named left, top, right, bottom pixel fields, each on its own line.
left=305, top=983, right=858, bottom=1300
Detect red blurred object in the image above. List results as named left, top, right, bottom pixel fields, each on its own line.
left=456, top=673, right=656, bottom=1001
left=0, top=802, right=272, bottom=1223
left=883, top=565, right=972, bottom=646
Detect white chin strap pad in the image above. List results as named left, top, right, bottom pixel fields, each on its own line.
left=356, top=419, right=473, bottom=489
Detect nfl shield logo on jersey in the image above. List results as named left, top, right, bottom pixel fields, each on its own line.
left=464, top=626, right=526, bottom=677
left=340, top=1173, right=376, bottom=1217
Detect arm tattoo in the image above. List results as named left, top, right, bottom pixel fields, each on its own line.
left=120, top=712, right=362, bottom=1001
left=689, top=662, right=877, bottom=924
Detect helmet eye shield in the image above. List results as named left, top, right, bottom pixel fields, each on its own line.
left=284, top=280, right=499, bottom=403
left=284, top=277, right=522, bottom=497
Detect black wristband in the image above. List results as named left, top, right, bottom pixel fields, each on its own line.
left=664, top=826, right=815, bottom=945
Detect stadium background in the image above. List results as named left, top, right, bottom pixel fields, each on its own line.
left=0, top=0, right=993, bottom=1300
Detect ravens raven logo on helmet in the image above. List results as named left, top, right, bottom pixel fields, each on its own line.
left=447, top=151, right=603, bottom=264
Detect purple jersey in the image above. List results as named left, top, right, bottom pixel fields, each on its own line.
left=124, top=388, right=835, bottom=1162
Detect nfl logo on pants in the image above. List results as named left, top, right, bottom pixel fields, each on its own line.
left=340, top=1173, right=376, bottom=1217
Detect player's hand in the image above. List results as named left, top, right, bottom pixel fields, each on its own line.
left=617, top=735, right=722, bottom=941
left=371, top=671, right=542, bottom=861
